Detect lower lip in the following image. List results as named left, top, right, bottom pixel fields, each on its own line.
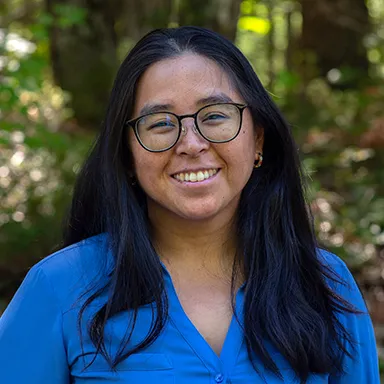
left=171, top=170, right=220, bottom=187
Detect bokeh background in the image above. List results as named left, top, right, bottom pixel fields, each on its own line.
left=1, top=0, right=383, bottom=375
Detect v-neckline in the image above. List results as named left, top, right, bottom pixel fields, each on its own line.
left=162, top=263, right=245, bottom=374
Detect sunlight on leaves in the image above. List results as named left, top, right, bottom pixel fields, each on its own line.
left=238, top=16, right=270, bottom=35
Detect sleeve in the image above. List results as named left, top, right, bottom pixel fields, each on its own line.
left=0, top=265, right=70, bottom=384
left=329, top=260, right=380, bottom=384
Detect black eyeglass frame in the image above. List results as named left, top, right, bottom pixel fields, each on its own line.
left=125, top=102, right=248, bottom=153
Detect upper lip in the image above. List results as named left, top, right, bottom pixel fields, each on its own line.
left=171, top=167, right=220, bottom=175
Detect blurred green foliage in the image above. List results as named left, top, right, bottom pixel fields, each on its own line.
left=0, top=6, right=91, bottom=299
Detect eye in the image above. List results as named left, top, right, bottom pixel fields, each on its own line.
left=202, top=113, right=228, bottom=123
left=149, top=120, right=176, bottom=129
left=141, top=114, right=177, bottom=131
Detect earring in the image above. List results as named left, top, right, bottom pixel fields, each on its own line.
left=128, top=172, right=137, bottom=186
left=254, top=152, right=263, bottom=168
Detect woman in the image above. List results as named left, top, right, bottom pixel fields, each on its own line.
left=0, top=27, right=379, bottom=383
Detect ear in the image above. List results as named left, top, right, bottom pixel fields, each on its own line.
left=254, top=126, right=264, bottom=161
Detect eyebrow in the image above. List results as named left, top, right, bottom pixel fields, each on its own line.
left=138, top=92, right=235, bottom=116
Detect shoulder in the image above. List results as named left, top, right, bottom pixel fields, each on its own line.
left=317, top=248, right=367, bottom=311
left=316, top=248, right=352, bottom=284
left=316, top=254, right=379, bottom=380
left=33, top=233, right=112, bottom=276
left=317, top=248, right=347, bottom=270
left=26, top=233, right=112, bottom=310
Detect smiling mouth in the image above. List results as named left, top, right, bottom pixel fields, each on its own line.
left=172, top=168, right=219, bottom=182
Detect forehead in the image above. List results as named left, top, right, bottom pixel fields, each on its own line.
left=133, top=54, right=241, bottom=115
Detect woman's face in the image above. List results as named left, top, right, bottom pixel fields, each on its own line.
left=128, top=54, right=263, bottom=223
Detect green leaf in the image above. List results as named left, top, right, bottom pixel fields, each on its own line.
left=276, top=70, right=300, bottom=90
left=0, top=136, right=10, bottom=146
left=54, top=4, right=87, bottom=28
left=38, top=13, right=54, bottom=26
left=0, top=121, right=24, bottom=132
left=24, top=135, right=44, bottom=149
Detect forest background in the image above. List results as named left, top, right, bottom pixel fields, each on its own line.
left=1, top=0, right=383, bottom=375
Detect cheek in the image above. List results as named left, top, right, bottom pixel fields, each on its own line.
left=134, top=161, right=158, bottom=197
left=134, top=156, right=155, bottom=182
left=236, top=127, right=257, bottom=164
left=128, top=132, right=150, bottom=172
left=240, top=111, right=256, bottom=145
left=130, top=149, right=169, bottom=191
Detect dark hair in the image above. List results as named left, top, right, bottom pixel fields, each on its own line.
left=63, top=26, right=359, bottom=383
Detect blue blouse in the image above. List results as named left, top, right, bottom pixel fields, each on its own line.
left=0, top=234, right=379, bottom=383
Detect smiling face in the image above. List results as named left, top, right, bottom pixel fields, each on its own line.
left=128, top=54, right=263, bottom=225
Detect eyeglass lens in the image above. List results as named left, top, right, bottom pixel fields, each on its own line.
left=135, top=103, right=241, bottom=151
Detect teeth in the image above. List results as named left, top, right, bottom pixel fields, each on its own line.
left=197, top=171, right=204, bottom=181
left=173, top=168, right=219, bottom=183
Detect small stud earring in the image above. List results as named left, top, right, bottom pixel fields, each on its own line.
left=254, top=152, right=263, bottom=168
left=128, top=172, right=137, bottom=186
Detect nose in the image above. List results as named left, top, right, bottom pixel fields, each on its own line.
left=175, top=117, right=209, bottom=156
left=181, top=121, right=198, bottom=135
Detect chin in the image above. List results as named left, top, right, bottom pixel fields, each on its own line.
left=175, top=202, right=227, bottom=222
left=180, top=211, right=219, bottom=221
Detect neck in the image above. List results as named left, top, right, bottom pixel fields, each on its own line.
left=148, top=201, right=238, bottom=278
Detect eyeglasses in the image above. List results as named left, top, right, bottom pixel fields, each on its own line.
left=125, top=103, right=248, bottom=152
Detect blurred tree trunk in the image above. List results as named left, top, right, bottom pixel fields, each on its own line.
left=178, top=0, right=242, bottom=41
left=285, top=4, right=295, bottom=73
left=299, top=0, right=370, bottom=89
left=46, top=0, right=122, bottom=129
left=117, top=0, right=173, bottom=41
left=265, top=0, right=275, bottom=89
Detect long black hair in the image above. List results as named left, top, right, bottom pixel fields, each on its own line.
left=63, top=26, right=359, bottom=383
